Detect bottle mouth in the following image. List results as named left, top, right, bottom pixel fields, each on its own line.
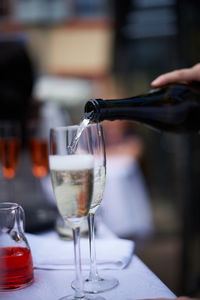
left=84, top=101, right=95, bottom=114
left=84, top=99, right=104, bottom=122
left=84, top=99, right=102, bottom=114
left=84, top=99, right=99, bottom=122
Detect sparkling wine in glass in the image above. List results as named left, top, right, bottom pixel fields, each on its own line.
left=49, top=125, right=104, bottom=300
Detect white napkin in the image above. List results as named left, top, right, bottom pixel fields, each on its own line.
left=26, top=233, right=134, bottom=270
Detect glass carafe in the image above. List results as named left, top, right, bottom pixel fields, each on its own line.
left=0, top=202, right=34, bottom=290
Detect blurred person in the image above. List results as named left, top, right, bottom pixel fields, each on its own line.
left=98, top=120, right=154, bottom=243
left=0, top=37, right=60, bottom=232
left=0, top=37, right=34, bottom=144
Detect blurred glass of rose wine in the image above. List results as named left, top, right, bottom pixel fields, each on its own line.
left=28, top=113, right=49, bottom=179
left=29, top=137, right=48, bottom=178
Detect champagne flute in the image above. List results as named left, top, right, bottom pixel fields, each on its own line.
left=83, top=123, right=119, bottom=293
left=49, top=125, right=103, bottom=300
left=71, top=123, right=119, bottom=294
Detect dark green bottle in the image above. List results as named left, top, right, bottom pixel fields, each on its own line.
left=84, top=82, right=200, bottom=133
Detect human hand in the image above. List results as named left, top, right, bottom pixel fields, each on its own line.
left=151, top=63, right=200, bottom=87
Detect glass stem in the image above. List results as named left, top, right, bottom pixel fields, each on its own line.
left=88, top=213, right=100, bottom=281
left=72, top=227, right=85, bottom=298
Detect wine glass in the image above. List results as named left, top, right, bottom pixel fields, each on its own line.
left=72, top=123, right=119, bottom=294
left=49, top=125, right=103, bottom=300
left=28, top=115, right=49, bottom=178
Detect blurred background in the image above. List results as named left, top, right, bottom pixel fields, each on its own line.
left=0, top=0, right=200, bottom=297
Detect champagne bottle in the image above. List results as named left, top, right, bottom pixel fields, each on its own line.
left=84, top=82, right=200, bottom=133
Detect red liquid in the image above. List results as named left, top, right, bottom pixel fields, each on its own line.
left=29, top=138, right=49, bottom=178
left=0, top=138, right=20, bottom=179
left=0, top=247, right=34, bottom=290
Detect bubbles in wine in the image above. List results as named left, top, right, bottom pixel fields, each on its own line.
left=49, top=154, right=94, bottom=228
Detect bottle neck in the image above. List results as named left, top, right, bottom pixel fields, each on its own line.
left=85, top=82, right=200, bottom=120
left=84, top=82, right=200, bottom=132
left=84, top=89, right=166, bottom=122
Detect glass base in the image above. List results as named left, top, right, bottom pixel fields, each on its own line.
left=59, top=294, right=105, bottom=300
left=72, top=276, right=119, bottom=294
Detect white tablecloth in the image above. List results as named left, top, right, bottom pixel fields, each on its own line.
left=0, top=255, right=175, bottom=300
left=27, top=232, right=134, bottom=270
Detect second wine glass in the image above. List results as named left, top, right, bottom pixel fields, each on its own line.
left=85, top=123, right=119, bottom=293
left=72, top=123, right=119, bottom=294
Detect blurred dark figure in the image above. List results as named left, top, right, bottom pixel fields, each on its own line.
left=0, top=38, right=58, bottom=233
left=0, top=38, right=34, bottom=144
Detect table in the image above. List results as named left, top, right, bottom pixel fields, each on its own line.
left=0, top=255, right=175, bottom=300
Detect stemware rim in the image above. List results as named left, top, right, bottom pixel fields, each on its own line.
left=0, top=202, right=19, bottom=211
left=50, top=123, right=102, bottom=132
